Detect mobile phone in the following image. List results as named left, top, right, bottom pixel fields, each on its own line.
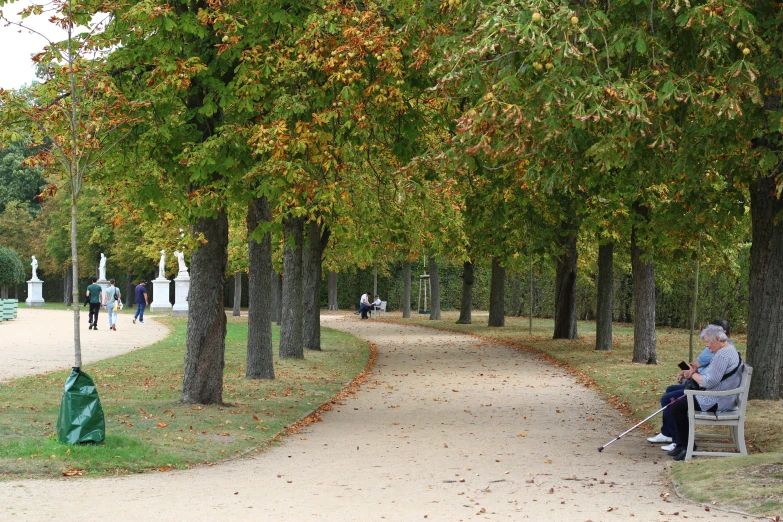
left=678, top=361, right=690, bottom=371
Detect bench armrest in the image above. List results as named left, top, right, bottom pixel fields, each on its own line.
left=684, top=387, right=744, bottom=398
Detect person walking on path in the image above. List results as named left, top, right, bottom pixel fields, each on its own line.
left=103, top=279, right=121, bottom=331
left=133, top=280, right=148, bottom=324
left=85, top=276, right=103, bottom=330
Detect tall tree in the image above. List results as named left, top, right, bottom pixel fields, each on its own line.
left=553, top=231, right=578, bottom=339
left=0, top=0, right=144, bottom=369
left=246, top=196, right=274, bottom=379
left=488, top=257, right=505, bottom=327
left=595, top=243, right=614, bottom=351
left=279, top=216, right=305, bottom=359
left=402, top=261, right=412, bottom=318
left=327, top=271, right=339, bottom=311
left=428, top=254, right=441, bottom=320
left=456, top=260, right=474, bottom=324
left=303, top=220, right=330, bottom=351
left=631, top=214, right=657, bottom=364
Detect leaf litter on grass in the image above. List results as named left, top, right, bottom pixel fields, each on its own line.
left=0, top=319, right=370, bottom=479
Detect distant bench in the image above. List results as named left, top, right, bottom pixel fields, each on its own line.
left=370, top=301, right=387, bottom=319
left=0, top=299, right=19, bottom=321
left=684, top=364, right=752, bottom=461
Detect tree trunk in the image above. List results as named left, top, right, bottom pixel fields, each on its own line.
left=181, top=212, right=229, bottom=404
left=456, top=260, right=473, bottom=324
left=63, top=266, right=69, bottom=305
left=246, top=197, right=274, bottom=380
left=595, top=242, right=614, bottom=351
left=276, top=272, right=283, bottom=325
left=748, top=174, right=783, bottom=399
left=488, top=257, right=506, bottom=327
left=553, top=233, right=578, bottom=339
left=232, top=271, right=242, bottom=316
left=70, top=201, right=82, bottom=368
left=271, top=270, right=280, bottom=321
left=402, top=261, right=411, bottom=318
left=64, top=264, right=73, bottom=306
left=0, top=286, right=7, bottom=299
left=125, top=271, right=134, bottom=306
left=303, top=221, right=330, bottom=351
left=631, top=227, right=657, bottom=364
left=327, top=271, right=339, bottom=310
left=509, top=273, right=522, bottom=317
left=428, top=254, right=441, bottom=320
left=279, top=216, right=305, bottom=359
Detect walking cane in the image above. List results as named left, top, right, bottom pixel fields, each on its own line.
left=598, top=394, right=686, bottom=452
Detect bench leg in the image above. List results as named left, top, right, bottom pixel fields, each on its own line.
left=685, top=417, right=696, bottom=461
left=736, top=424, right=747, bottom=455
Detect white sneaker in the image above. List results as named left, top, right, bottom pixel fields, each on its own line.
left=647, top=433, right=673, bottom=443
left=661, top=443, right=677, bottom=452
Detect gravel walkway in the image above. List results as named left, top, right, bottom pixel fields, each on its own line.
left=1, top=308, right=170, bottom=381
left=0, top=313, right=743, bottom=521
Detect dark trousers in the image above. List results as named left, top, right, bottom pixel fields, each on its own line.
left=88, top=302, right=100, bottom=325
left=360, top=303, right=371, bottom=319
left=671, top=395, right=717, bottom=447
left=134, top=302, right=146, bottom=321
left=660, top=384, right=685, bottom=438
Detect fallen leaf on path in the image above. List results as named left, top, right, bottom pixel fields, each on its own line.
left=157, top=422, right=169, bottom=428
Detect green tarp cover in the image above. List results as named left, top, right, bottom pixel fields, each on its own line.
left=57, top=369, right=105, bottom=444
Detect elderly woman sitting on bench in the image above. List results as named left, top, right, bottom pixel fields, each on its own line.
left=666, top=324, right=742, bottom=461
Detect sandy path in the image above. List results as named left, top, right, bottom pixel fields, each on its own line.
left=0, top=308, right=170, bottom=381
left=0, top=314, right=743, bottom=521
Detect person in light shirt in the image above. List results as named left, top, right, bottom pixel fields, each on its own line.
left=359, top=291, right=372, bottom=319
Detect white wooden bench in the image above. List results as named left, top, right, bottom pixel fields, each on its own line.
left=370, top=301, right=387, bottom=319
left=683, top=364, right=752, bottom=461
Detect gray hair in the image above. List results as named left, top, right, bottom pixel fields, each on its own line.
left=700, top=324, right=728, bottom=343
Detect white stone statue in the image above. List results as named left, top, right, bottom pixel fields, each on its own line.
left=174, top=250, right=188, bottom=275
left=158, top=250, right=166, bottom=279
left=98, top=253, right=106, bottom=281
left=30, top=256, right=39, bottom=281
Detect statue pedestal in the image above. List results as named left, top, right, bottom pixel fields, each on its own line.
left=97, top=279, right=110, bottom=294
left=172, top=272, right=190, bottom=318
left=25, top=279, right=45, bottom=307
left=150, top=278, right=172, bottom=313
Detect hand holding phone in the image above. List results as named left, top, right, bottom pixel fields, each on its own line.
left=678, top=361, right=690, bottom=371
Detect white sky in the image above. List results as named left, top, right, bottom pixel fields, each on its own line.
left=0, top=1, right=93, bottom=89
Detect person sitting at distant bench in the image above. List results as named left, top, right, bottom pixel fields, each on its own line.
left=359, top=291, right=372, bottom=320
left=354, top=291, right=369, bottom=315
left=371, top=295, right=382, bottom=313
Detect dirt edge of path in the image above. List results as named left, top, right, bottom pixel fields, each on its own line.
left=200, top=337, right=379, bottom=470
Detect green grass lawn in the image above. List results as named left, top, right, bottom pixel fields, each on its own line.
left=382, top=311, right=783, bottom=516
left=0, top=315, right=370, bottom=479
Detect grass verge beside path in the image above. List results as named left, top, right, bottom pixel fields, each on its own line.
left=381, top=311, right=783, bottom=517
left=0, top=315, right=370, bottom=479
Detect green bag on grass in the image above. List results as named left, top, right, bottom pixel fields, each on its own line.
left=57, top=368, right=105, bottom=444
